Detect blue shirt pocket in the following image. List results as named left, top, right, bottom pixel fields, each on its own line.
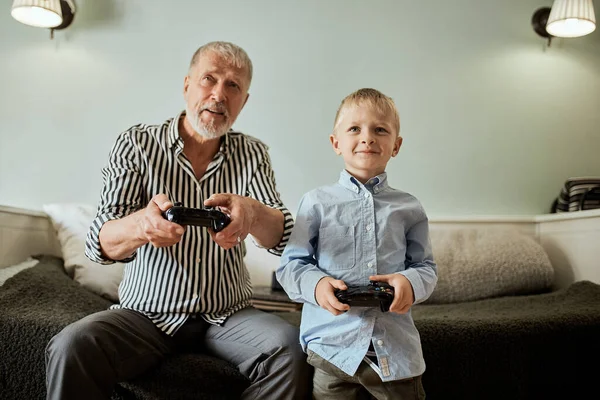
left=317, top=225, right=356, bottom=271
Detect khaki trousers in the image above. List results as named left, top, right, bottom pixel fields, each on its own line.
left=307, top=349, right=426, bottom=400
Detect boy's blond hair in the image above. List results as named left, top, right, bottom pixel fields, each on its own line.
left=333, top=88, right=400, bottom=136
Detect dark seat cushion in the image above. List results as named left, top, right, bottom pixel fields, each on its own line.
left=113, top=354, right=248, bottom=400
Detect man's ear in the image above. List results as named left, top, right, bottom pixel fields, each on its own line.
left=242, top=93, right=250, bottom=109
left=392, top=136, right=403, bottom=157
left=330, top=134, right=342, bottom=155
left=183, top=75, right=190, bottom=98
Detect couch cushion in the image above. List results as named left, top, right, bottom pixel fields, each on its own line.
left=425, top=228, right=553, bottom=303
left=42, top=203, right=124, bottom=302
left=114, top=354, right=248, bottom=400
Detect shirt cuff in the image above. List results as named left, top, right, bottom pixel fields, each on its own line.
left=301, top=269, right=329, bottom=306
left=399, top=268, right=426, bottom=303
left=266, top=206, right=294, bottom=256
left=85, top=213, right=137, bottom=265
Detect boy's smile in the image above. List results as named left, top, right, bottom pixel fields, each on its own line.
left=330, top=104, right=402, bottom=183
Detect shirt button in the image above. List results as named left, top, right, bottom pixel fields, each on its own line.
left=367, top=262, right=373, bottom=268
left=197, top=258, right=201, bottom=263
left=377, top=340, right=384, bottom=346
left=364, top=192, right=370, bottom=198
left=366, top=226, right=372, bottom=232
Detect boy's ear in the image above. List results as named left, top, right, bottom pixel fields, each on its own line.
left=330, top=134, right=342, bottom=155
left=392, top=136, right=403, bottom=157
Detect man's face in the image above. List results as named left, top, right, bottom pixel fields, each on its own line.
left=330, top=104, right=402, bottom=182
left=183, top=51, right=250, bottom=139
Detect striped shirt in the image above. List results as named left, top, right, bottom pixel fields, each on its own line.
left=85, top=111, right=294, bottom=335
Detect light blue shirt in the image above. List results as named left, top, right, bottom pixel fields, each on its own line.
left=277, top=170, right=438, bottom=381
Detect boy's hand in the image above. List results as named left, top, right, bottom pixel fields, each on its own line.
left=315, top=277, right=350, bottom=316
left=369, top=274, right=414, bottom=314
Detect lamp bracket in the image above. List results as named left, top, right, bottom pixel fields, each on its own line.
left=52, top=0, right=75, bottom=31
left=531, top=6, right=554, bottom=47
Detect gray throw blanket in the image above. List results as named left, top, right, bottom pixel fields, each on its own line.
left=2, top=256, right=600, bottom=400
left=0, top=255, right=248, bottom=400
left=275, top=279, right=600, bottom=400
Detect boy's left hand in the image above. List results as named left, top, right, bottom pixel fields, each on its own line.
left=369, top=274, right=414, bottom=314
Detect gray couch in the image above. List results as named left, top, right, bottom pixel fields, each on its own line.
left=2, top=228, right=600, bottom=400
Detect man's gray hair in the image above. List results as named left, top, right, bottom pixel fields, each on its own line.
left=189, top=41, right=253, bottom=86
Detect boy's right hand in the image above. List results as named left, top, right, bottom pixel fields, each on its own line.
left=315, top=277, right=350, bottom=316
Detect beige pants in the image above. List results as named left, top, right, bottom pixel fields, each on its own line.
left=307, top=349, right=426, bottom=400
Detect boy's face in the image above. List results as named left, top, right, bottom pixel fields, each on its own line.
left=330, top=104, right=402, bottom=183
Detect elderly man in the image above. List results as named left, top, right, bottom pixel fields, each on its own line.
left=45, top=41, right=309, bottom=400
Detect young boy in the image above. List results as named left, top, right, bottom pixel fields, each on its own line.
left=276, top=88, right=438, bottom=400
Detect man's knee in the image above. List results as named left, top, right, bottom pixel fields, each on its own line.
left=269, top=319, right=304, bottom=357
left=46, top=317, right=105, bottom=363
left=269, top=319, right=310, bottom=380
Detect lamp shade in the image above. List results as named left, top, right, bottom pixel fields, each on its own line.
left=11, top=0, right=63, bottom=28
left=546, top=0, right=596, bottom=38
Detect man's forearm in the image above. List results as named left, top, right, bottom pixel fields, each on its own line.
left=99, top=210, right=148, bottom=261
left=250, top=200, right=284, bottom=249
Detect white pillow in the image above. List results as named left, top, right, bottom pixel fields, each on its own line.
left=42, top=203, right=124, bottom=302
left=0, top=257, right=39, bottom=286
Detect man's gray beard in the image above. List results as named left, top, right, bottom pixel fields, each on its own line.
left=186, top=106, right=230, bottom=139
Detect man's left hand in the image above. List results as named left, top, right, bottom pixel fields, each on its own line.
left=204, top=193, right=256, bottom=250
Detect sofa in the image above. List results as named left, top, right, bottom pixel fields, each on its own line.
left=1, top=206, right=600, bottom=400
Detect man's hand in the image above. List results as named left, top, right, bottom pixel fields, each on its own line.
left=315, top=277, right=350, bottom=316
left=369, top=274, right=414, bottom=314
left=204, top=193, right=257, bottom=250
left=136, top=194, right=185, bottom=248
left=99, top=194, right=185, bottom=260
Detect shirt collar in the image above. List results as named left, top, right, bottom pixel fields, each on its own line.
left=338, top=169, right=389, bottom=194
left=168, top=110, right=231, bottom=159
left=167, top=111, right=183, bottom=150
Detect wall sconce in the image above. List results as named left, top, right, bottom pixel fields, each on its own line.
left=532, top=0, right=596, bottom=46
left=11, top=0, right=76, bottom=39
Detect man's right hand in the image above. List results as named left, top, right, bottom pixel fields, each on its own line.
left=136, top=194, right=185, bottom=248
left=315, top=277, right=350, bottom=316
left=99, top=194, right=185, bottom=261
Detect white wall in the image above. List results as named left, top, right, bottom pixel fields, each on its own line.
left=1, top=1, right=599, bottom=215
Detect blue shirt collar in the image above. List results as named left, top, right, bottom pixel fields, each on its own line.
left=338, top=169, right=389, bottom=194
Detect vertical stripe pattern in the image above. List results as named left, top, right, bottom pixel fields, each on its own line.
left=85, top=112, right=293, bottom=335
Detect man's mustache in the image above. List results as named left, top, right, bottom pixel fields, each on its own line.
left=200, top=103, right=228, bottom=118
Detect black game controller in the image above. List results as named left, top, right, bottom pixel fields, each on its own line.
left=334, top=281, right=395, bottom=312
left=163, top=203, right=231, bottom=232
